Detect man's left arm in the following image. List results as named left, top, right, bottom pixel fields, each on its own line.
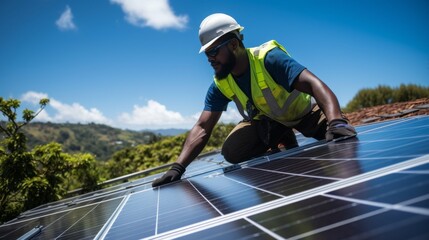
left=293, top=69, right=356, bottom=140
left=293, top=69, right=342, bottom=121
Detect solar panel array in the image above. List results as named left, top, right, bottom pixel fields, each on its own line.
left=1, top=116, right=428, bottom=239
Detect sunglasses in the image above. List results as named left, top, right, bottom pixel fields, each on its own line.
left=205, top=39, right=232, bottom=57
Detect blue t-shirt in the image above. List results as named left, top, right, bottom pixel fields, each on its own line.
left=204, top=47, right=306, bottom=112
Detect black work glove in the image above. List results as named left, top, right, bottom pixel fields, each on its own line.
left=152, top=163, right=186, bottom=187
left=325, top=119, right=357, bottom=141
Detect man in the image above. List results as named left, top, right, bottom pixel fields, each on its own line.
left=152, top=13, right=356, bottom=187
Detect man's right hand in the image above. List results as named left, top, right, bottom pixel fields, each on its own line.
left=152, top=163, right=186, bottom=187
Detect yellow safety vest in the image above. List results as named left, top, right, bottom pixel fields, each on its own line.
left=214, top=40, right=313, bottom=127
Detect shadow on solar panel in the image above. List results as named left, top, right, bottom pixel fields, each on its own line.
left=1, top=116, right=428, bottom=239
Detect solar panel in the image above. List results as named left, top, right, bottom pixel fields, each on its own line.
left=1, top=116, right=428, bottom=239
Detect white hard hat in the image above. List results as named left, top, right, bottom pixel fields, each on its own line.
left=198, top=13, right=244, bottom=53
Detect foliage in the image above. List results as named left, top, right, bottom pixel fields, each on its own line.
left=0, top=97, right=99, bottom=223
left=344, top=84, right=429, bottom=112
left=103, top=123, right=235, bottom=179
left=205, top=123, right=235, bottom=152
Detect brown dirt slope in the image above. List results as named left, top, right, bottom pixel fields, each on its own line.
left=344, top=98, right=429, bottom=126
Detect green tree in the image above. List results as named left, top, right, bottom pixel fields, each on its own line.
left=0, top=97, right=99, bottom=222
left=393, top=84, right=429, bottom=102
left=102, top=123, right=235, bottom=179
left=0, top=97, right=49, bottom=220
left=205, top=123, right=235, bottom=152
left=344, top=84, right=429, bottom=112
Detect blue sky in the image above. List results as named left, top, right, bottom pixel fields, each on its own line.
left=1, top=0, right=428, bottom=130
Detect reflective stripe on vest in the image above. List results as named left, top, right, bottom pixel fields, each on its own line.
left=214, top=40, right=312, bottom=126
left=214, top=78, right=251, bottom=120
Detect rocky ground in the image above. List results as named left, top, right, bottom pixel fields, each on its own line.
left=344, top=98, right=429, bottom=126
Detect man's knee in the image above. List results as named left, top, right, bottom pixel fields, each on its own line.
left=221, top=144, right=241, bottom=164
left=221, top=121, right=257, bottom=163
left=222, top=136, right=270, bottom=164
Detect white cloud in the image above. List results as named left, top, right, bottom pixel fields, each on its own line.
left=19, top=92, right=242, bottom=131
left=21, top=91, right=49, bottom=104
left=56, top=5, right=77, bottom=31
left=118, top=100, right=194, bottom=129
left=111, top=0, right=188, bottom=30
left=117, top=100, right=243, bottom=130
left=189, top=108, right=242, bottom=124
left=21, top=91, right=111, bottom=125
left=219, top=107, right=242, bottom=124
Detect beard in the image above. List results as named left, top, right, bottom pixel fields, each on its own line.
left=214, top=49, right=236, bottom=79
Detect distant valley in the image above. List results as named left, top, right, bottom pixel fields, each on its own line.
left=22, top=122, right=189, bottom=161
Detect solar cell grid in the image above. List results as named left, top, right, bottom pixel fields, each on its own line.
left=1, top=116, right=428, bottom=239
left=188, top=175, right=280, bottom=214
left=224, top=168, right=336, bottom=196
left=157, top=182, right=222, bottom=232
left=328, top=173, right=429, bottom=206
left=305, top=211, right=429, bottom=240
left=143, top=117, right=429, bottom=239
left=102, top=193, right=158, bottom=239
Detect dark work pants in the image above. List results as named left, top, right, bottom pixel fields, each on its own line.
left=221, top=105, right=327, bottom=164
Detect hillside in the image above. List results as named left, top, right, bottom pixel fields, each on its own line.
left=22, top=122, right=163, bottom=161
